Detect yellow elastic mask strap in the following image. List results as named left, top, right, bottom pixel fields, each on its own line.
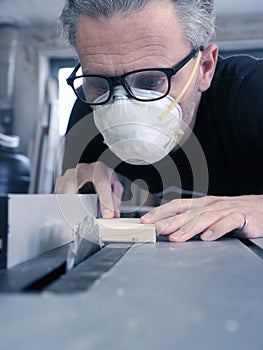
left=160, top=49, right=203, bottom=120
left=165, top=128, right=184, bottom=147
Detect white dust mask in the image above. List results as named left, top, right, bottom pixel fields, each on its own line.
left=93, top=88, right=184, bottom=165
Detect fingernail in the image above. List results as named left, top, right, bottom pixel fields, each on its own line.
left=201, top=230, right=214, bottom=241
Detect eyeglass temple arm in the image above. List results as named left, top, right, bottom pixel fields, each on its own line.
left=67, top=63, right=81, bottom=84
left=172, top=46, right=204, bottom=75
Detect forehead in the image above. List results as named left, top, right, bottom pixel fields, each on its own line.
left=76, top=1, right=191, bottom=73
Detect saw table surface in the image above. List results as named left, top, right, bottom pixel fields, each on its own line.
left=0, top=237, right=263, bottom=350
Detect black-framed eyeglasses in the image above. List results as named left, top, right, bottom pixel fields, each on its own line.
left=67, top=46, right=203, bottom=105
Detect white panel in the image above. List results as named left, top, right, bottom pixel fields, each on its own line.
left=7, top=194, right=98, bottom=268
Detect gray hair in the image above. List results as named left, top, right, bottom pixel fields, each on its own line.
left=60, top=0, right=216, bottom=50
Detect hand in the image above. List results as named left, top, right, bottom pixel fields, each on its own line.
left=141, top=195, right=263, bottom=242
left=54, top=161, right=123, bottom=218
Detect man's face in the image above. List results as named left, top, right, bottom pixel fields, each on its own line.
left=76, top=1, right=214, bottom=132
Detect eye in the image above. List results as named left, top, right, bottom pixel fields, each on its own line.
left=76, top=76, right=111, bottom=103
left=127, top=71, right=167, bottom=91
left=83, top=76, right=109, bottom=92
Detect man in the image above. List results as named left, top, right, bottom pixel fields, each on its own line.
left=55, top=0, right=263, bottom=242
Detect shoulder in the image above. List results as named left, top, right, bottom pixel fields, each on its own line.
left=203, top=54, right=263, bottom=109
left=198, top=54, right=263, bottom=154
left=211, top=54, right=263, bottom=96
left=214, top=54, right=263, bottom=79
left=215, top=55, right=263, bottom=113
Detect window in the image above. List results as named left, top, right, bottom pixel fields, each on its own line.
left=58, top=68, right=77, bottom=135
left=49, top=58, right=78, bottom=135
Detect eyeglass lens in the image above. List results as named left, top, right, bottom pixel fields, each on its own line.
left=73, top=76, right=111, bottom=103
left=125, top=71, right=169, bottom=100
left=73, top=70, right=169, bottom=103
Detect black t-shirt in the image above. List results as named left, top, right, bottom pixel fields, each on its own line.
left=64, top=54, right=263, bottom=197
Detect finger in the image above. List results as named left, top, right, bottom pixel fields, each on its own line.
left=111, top=175, right=124, bottom=218
left=141, top=200, right=183, bottom=223
left=96, top=182, right=116, bottom=218
left=155, top=213, right=188, bottom=235
left=141, top=197, right=207, bottom=223
left=91, top=162, right=117, bottom=218
left=54, top=169, right=78, bottom=194
left=77, top=162, right=120, bottom=218
left=200, top=211, right=248, bottom=241
left=168, top=210, right=227, bottom=242
left=76, top=164, right=93, bottom=190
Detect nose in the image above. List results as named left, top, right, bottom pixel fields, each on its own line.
left=112, top=86, right=130, bottom=101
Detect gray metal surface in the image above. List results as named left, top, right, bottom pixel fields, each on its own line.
left=0, top=244, right=69, bottom=292
left=252, top=238, right=263, bottom=250
left=0, top=238, right=263, bottom=350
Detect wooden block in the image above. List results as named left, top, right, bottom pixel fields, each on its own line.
left=96, top=218, right=156, bottom=243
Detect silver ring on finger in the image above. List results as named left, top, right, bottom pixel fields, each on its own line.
left=233, top=213, right=249, bottom=233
